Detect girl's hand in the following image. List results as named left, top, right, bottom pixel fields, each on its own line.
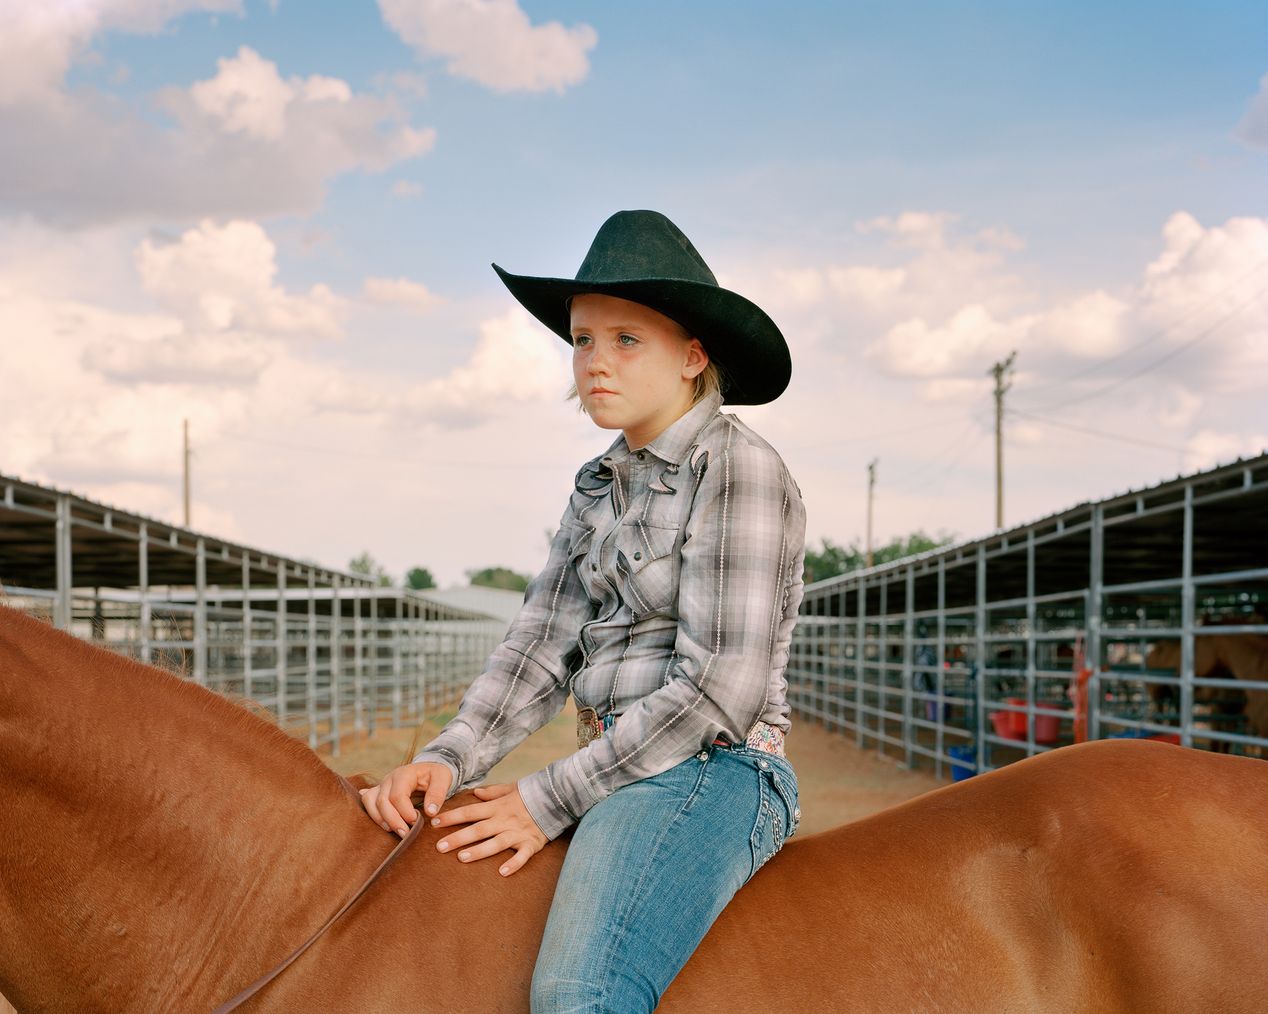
left=359, top=761, right=453, bottom=838
left=430, top=782, right=548, bottom=877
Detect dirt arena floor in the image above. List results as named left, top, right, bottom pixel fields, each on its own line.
left=328, top=702, right=943, bottom=835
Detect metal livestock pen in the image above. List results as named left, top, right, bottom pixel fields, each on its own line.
left=0, top=472, right=504, bottom=755
left=786, top=453, right=1268, bottom=779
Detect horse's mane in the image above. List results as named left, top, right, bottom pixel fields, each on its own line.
left=0, top=603, right=344, bottom=794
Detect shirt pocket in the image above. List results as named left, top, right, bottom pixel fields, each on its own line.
left=614, top=520, right=680, bottom=616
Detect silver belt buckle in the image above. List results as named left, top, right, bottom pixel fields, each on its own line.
left=577, top=706, right=603, bottom=749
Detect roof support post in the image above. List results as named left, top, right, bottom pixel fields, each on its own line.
left=139, top=523, right=151, bottom=664
left=193, top=537, right=207, bottom=686
left=54, top=494, right=72, bottom=631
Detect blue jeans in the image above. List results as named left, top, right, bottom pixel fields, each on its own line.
left=531, top=744, right=800, bottom=1013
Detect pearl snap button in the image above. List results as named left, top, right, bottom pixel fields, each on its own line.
left=696, top=750, right=708, bottom=761
left=633, top=551, right=642, bottom=560
left=636, top=451, right=645, bottom=460
left=759, top=759, right=769, bottom=769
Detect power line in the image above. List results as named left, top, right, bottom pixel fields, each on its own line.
left=785, top=413, right=966, bottom=451
left=1009, top=408, right=1189, bottom=455
left=887, top=414, right=990, bottom=495
left=1021, top=255, right=1268, bottom=397
left=1021, top=282, right=1268, bottom=414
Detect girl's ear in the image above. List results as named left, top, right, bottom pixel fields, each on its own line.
left=683, top=337, right=709, bottom=380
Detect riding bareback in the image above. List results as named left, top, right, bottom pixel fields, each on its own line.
left=2, top=603, right=1266, bottom=1012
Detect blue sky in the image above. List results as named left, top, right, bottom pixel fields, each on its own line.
left=2, top=1, right=1266, bottom=585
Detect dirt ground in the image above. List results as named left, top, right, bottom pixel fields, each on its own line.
left=328, top=702, right=942, bottom=835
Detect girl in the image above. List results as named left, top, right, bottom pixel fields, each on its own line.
left=360, top=210, right=806, bottom=1012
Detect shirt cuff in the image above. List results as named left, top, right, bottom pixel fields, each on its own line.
left=518, top=759, right=600, bottom=840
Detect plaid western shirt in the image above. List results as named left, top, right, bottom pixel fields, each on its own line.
left=413, top=389, right=807, bottom=839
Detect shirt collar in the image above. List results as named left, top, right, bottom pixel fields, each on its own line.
left=595, top=390, right=723, bottom=470
left=644, top=389, right=723, bottom=466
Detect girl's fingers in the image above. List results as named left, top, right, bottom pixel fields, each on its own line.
left=422, top=765, right=452, bottom=818
left=499, top=843, right=537, bottom=878
left=450, top=831, right=516, bottom=864
left=386, top=772, right=421, bottom=827
left=435, top=816, right=502, bottom=853
left=377, top=795, right=407, bottom=836
left=430, top=799, right=494, bottom=828
left=472, top=783, right=514, bottom=800
left=360, top=786, right=388, bottom=829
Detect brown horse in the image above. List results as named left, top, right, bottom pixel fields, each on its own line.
left=3, top=602, right=1268, bottom=1013
left=1146, top=634, right=1268, bottom=744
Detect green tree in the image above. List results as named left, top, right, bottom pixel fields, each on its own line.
left=467, top=566, right=530, bottom=592
left=874, top=530, right=952, bottom=565
left=802, top=538, right=863, bottom=583
left=803, top=530, right=954, bottom=583
left=348, top=551, right=394, bottom=587
left=405, top=566, right=436, bottom=590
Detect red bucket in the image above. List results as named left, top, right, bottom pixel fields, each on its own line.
left=1006, top=698, right=1029, bottom=737
left=992, top=707, right=1023, bottom=740
left=1034, top=702, right=1062, bottom=744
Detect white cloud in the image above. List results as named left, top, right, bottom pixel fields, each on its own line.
left=189, top=46, right=355, bottom=141
left=362, top=276, right=442, bottom=313
left=1235, top=71, right=1268, bottom=148
left=857, top=211, right=958, bottom=248
left=1152, top=383, right=1203, bottom=430
left=1184, top=428, right=1268, bottom=471
left=378, top=0, right=597, bottom=93
left=1029, top=290, right=1131, bottom=359
left=918, top=377, right=988, bottom=402
left=136, top=219, right=346, bottom=338
left=0, top=44, right=435, bottom=226
left=760, top=209, right=1266, bottom=404
left=773, top=265, right=906, bottom=308
left=400, top=306, right=569, bottom=424
left=384, top=69, right=429, bottom=98
left=0, top=1, right=242, bottom=107
left=82, top=332, right=271, bottom=385
left=0, top=221, right=576, bottom=568
left=1132, top=212, right=1268, bottom=392
left=869, top=304, right=1030, bottom=377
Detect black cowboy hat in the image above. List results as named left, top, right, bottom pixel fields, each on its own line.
left=492, top=210, right=791, bottom=405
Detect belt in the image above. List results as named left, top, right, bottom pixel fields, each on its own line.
left=576, top=707, right=786, bottom=757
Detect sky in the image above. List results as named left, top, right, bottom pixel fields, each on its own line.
left=1, top=0, right=1266, bottom=588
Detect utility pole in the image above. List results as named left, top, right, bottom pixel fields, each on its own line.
left=866, top=458, right=877, bottom=567
left=183, top=418, right=191, bottom=529
left=989, top=352, right=1016, bottom=530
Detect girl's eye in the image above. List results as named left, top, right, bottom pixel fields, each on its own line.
left=618, top=333, right=639, bottom=345
left=573, top=334, right=592, bottom=347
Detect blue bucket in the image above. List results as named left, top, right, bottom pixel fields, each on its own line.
left=947, top=745, right=976, bottom=781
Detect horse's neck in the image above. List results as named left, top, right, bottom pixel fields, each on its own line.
left=0, top=608, right=388, bottom=1011
left=1214, top=634, right=1268, bottom=681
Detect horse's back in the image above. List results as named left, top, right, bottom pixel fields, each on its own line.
left=664, top=740, right=1268, bottom=1013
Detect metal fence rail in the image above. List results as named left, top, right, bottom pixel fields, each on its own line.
left=788, top=454, right=1268, bottom=780
left=0, top=474, right=504, bottom=755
